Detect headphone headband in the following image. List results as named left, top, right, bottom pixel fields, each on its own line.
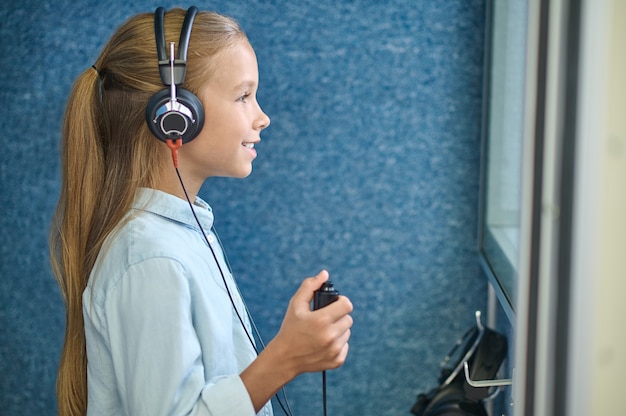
left=154, top=6, right=198, bottom=86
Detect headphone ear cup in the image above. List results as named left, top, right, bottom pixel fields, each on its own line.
left=176, top=88, right=205, bottom=143
left=145, top=88, right=205, bottom=144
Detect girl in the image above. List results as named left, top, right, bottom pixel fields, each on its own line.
left=50, top=7, right=353, bottom=416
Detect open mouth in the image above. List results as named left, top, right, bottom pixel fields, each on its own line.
left=242, top=142, right=255, bottom=149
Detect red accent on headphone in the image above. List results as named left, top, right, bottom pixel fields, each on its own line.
left=166, top=138, right=183, bottom=168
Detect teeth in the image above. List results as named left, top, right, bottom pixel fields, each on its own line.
left=243, top=142, right=254, bottom=149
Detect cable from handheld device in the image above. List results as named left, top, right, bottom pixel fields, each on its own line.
left=313, top=282, right=340, bottom=416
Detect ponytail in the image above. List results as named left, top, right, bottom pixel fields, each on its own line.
left=50, top=67, right=103, bottom=416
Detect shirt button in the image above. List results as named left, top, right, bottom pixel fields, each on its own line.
left=207, top=234, right=215, bottom=244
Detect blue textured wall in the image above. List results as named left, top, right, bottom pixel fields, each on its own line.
left=0, top=0, right=486, bottom=414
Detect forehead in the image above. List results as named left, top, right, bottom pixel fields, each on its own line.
left=207, top=39, right=259, bottom=90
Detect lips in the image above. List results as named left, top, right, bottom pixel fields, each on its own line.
left=242, top=142, right=255, bottom=149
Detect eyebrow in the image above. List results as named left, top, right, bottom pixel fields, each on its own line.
left=232, top=80, right=257, bottom=92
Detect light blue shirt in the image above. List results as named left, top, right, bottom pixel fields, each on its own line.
left=83, top=188, right=273, bottom=416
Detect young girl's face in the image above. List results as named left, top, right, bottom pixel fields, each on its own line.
left=181, top=39, right=270, bottom=180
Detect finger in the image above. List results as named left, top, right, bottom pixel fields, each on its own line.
left=332, top=326, right=351, bottom=346
left=338, top=342, right=350, bottom=365
left=327, top=341, right=350, bottom=370
left=335, top=313, right=353, bottom=332
left=317, top=295, right=353, bottom=321
left=291, top=270, right=330, bottom=306
left=326, top=315, right=353, bottom=342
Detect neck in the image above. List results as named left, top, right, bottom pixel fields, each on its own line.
left=153, top=142, right=210, bottom=202
left=155, top=163, right=204, bottom=203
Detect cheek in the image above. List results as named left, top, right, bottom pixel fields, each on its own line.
left=198, top=101, right=250, bottom=143
left=201, top=108, right=234, bottom=136
left=188, top=123, right=240, bottom=158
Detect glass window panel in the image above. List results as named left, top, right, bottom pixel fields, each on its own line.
left=481, top=0, right=528, bottom=313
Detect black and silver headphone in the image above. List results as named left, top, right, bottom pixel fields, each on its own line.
left=145, top=6, right=204, bottom=144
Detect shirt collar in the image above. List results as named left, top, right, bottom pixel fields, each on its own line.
left=132, top=187, right=214, bottom=231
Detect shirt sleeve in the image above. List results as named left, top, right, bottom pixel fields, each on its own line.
left=102, top=256, right=256, bottom=416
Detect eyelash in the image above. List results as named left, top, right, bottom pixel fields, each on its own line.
left=237, top=93, right=251, bottom=103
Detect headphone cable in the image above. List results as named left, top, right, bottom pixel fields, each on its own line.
left=173, top=165, right=294, bottom=416
left=211, top=228, right=295, bottom=415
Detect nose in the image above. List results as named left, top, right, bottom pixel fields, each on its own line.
left=256, top=104, right=270, bottom=131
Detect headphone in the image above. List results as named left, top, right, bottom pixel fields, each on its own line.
left=146, top=6, right=205, bottom=144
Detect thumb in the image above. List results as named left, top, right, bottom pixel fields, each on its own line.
left=292, top=270, right=329, bottom=307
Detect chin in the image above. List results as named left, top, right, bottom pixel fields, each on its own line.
left=234, top=166, right=253, bottom=179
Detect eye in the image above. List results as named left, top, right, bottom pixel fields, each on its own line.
left=236, top=93, right=251, bottom=103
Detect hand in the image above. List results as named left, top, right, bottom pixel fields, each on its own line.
left=240, top=270, right=353, bottom=412
left=272, top=270, right=353, bottom=376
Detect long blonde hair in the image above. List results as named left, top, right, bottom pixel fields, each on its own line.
left=49, top=8, right=246, bottom=415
